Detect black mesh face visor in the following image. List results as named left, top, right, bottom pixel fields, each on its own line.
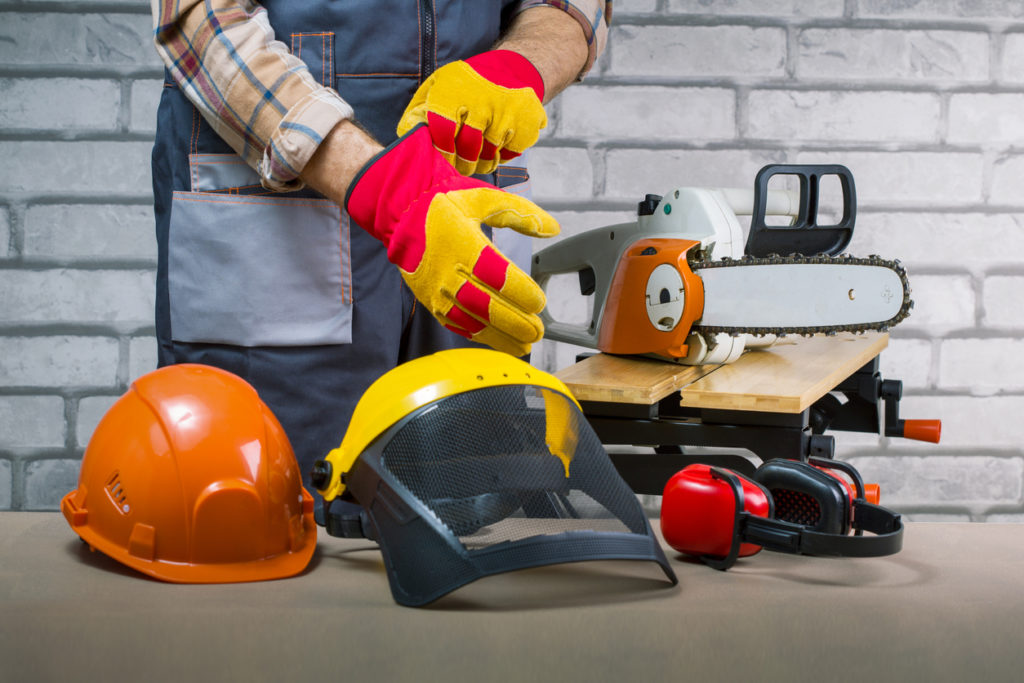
left=340, top=385, right=677, bottom=607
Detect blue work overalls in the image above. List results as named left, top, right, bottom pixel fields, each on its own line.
left=151, top=1, right=533, bottom=484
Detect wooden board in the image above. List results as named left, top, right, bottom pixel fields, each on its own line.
left=555, top=353, right=719, bottom=404
left=556, top=332, right=889, bottom=413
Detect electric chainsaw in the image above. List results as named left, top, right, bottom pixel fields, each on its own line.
left=532, top=165, right=913, bottom=365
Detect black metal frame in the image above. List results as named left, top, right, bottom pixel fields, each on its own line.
left=586, top=355, right=910, bottom=495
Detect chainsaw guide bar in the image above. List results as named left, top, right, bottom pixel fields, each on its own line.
left=691, top=253, right=913, bottom=338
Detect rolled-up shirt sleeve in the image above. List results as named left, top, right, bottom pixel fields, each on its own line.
left=151, top=0, right=354, bottom=191
left=511, top=0, right=612, bottom=78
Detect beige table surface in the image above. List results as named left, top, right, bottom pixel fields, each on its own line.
left=2, top=513, right=1023, bottom=683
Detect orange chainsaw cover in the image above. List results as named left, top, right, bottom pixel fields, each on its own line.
left=598, top=238, right=705, bottom=359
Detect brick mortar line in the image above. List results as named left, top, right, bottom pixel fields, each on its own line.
left=0, top=194, right=155, bottom=204
left=117, top=80, right=133, bottom=133
left=536, top=140, right=1024, bottom=153
left=7, top=196, right=154, bottom=207
left=63, top=395, right=77, bottom=453
left=0, top=325, right=155, bottom=336
left=0, top=262, right=156, bottom=271
left=575, top=77, right=1024, bottom=92
left=0, top=3, right=151, bottom=13
left=0, top=388, right=125, bottom=398
left=609, top=15, right=1024, bottom=31
left=853, top=446, right=1024, bottom=456
left=0, top=131, right=157, bottom=142
left=6, top=201, right=24, bottom=260
left=0, top=66, right=164, bottom=79
left=892, top=327, right=1024, bottom=339
left=898, top=265, right=1024, bottom=276
left=0, top=451, right=85, bottom=461
left=525, top=200, right=1024, bottom=213
left=862, top=389, right=1024, bottom=399
left=899, top=332, right=1024, bottom=343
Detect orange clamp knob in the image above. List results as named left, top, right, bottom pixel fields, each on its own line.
left=862, top=483, right=881, bottom=505
left=903, top=419, right=941, bottom=444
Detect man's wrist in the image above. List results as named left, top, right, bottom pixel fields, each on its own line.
left=301, top=119, right=384, bottom=205
left=496, top=6, right=589, bottom=103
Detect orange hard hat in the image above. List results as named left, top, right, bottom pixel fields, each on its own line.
left=62, top=364, right=316, bottom=583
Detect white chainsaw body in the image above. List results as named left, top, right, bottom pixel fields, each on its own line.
left=533, top=187, right=800, bottom=365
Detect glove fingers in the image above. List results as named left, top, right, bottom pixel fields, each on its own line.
left=454, top=126, right=485, bottom=176
left=436, top=304, right=531, bottom=358
left=427, top=111, right=459, bottom=159
left=469, top=245, right=546, bottom=314
left=480, top=139, right=500, bottom=166
left=443, top=314, right=531, bottom=357
left=467, top=324, right=533, bottom=358
left=443, top=281, right=542, bottom=357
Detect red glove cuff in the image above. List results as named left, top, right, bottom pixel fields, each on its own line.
left=345, top=126, right=488, bottom=271
left=465, top=49, right=545, bottom=102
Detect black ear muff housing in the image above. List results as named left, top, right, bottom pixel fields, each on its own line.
left=753, top=459, right=851, bottom=536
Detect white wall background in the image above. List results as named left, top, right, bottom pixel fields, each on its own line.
left=1, top=0, right=1022, bottom=519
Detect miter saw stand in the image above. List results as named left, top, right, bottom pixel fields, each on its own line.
left=551, top=166, right=940, bottom=493
left=558, top=336, right=939, bottom=494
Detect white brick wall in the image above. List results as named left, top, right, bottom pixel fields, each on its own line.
left=0, top=1, right=1021, bottom=522
left=1, top=207, right=10, bottom=259
left=0, top=0, right=160, bottom=511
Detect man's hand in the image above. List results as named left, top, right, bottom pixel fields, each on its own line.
left=345, top=126, right=559, bottom=356
left=396, top=50, right=547, bottom=176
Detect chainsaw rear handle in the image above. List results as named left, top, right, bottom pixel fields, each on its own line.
left=532, top=221, right=636, bottom=348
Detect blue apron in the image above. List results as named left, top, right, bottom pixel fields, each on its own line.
left=151, top=0, right=533, bottom=482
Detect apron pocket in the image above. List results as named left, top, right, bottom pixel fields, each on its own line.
left=168, top=191, right=353, bottom=347
left=189, top=154, right=266, bottom=194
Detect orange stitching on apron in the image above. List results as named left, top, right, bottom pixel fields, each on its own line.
left=335, top=72, right=419, bottom=78
left=171, top=192, right=333, bottom=210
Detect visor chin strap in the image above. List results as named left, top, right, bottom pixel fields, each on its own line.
left=318, top=498, right=377, bottom=542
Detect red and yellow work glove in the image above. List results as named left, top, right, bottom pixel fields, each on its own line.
left=345, top=125, right=559, bottom=356
left=396, top=49, right=547, bottom=176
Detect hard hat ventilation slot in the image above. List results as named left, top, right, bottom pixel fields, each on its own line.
left=105, top=472, right=131, bottom=514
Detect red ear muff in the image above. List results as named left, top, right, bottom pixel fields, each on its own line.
left=661, top=464, right=771, bottom=561
left=660, top=459, right=904, bottom=570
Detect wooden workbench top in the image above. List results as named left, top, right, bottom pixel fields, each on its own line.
left=555, top=332, right=888, bottom=413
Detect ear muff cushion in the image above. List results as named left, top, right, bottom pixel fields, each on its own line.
left=753, top=460, right=850, bottom=536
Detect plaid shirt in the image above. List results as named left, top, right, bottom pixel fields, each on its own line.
left=151, top=1, right=611, bottom=192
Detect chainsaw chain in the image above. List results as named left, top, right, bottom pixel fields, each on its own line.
left=689, top=253, right=914, bottom=337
